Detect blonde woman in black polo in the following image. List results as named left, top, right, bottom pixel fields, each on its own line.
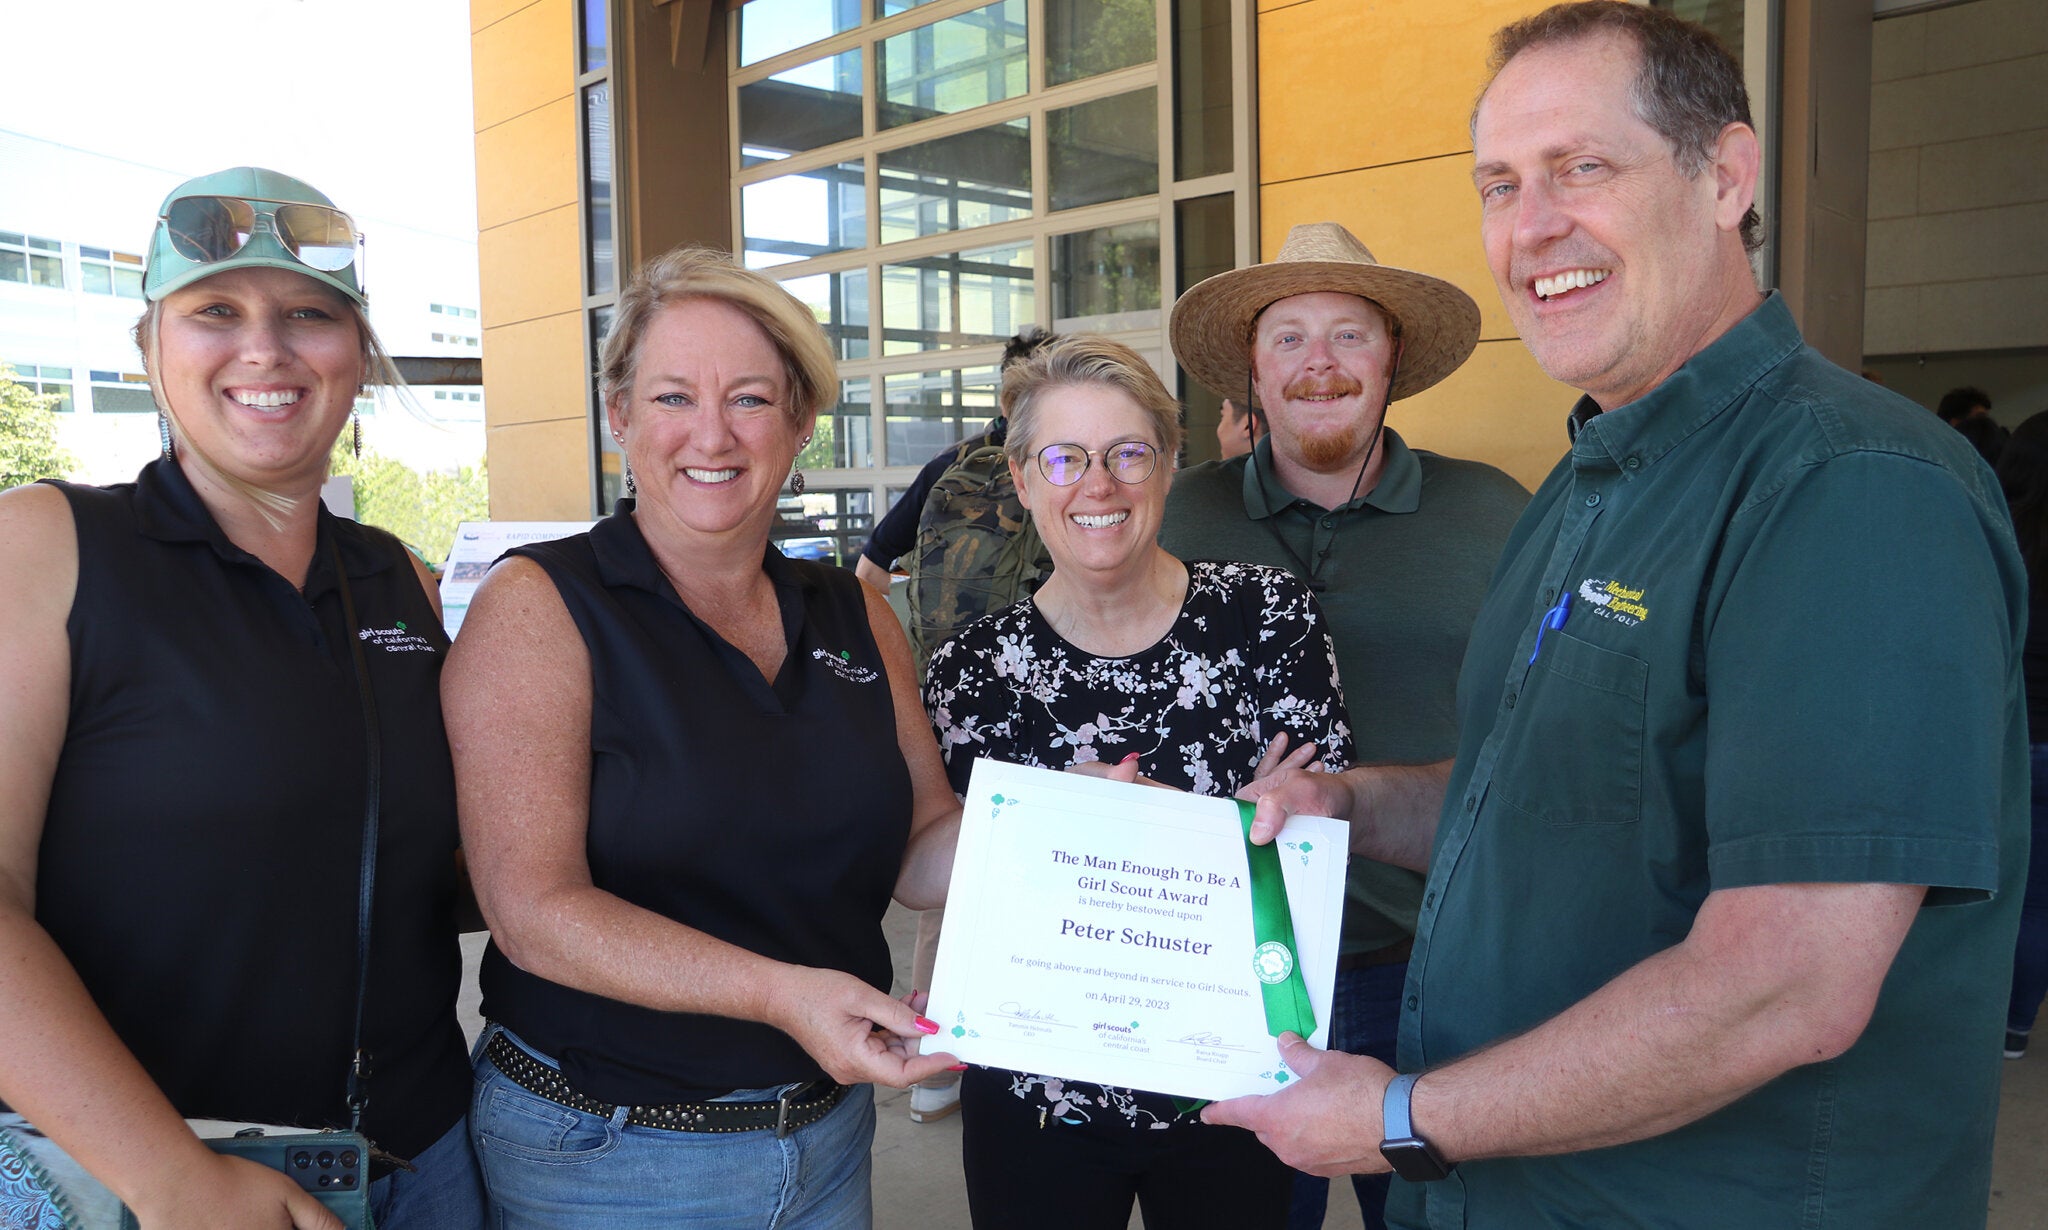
left=446, top=246, right=962, bottom=1229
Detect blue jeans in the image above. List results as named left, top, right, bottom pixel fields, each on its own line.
left=1287, top=961, right=1407, bottom=1230
left=2009, top=743, right=2048, bottom=1034
left=470, top=1025, right=876, bottom=1229
left=373, top=1114, right=486, bottom=1230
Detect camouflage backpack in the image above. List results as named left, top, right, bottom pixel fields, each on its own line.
left=905, top=429, right=1052, bottom=672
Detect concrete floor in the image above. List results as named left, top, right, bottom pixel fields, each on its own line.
left=459, top=909, right=2048, bottom=1229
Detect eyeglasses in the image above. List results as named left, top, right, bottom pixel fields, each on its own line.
left=1035, top=440, right=1160, bottom=486
left=160, top=195, right=361, bottom=274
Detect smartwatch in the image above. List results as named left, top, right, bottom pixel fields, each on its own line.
left=1378, top=1072, right=1454, bottom=1181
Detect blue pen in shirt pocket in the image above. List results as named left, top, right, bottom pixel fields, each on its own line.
left=1528, top=590, right=1573, bottom=665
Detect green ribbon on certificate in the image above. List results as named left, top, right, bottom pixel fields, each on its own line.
left=1236, top=799, right=1316, bottom=1040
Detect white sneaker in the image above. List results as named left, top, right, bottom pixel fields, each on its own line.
left=908, top=1080, right=962, bottom=1123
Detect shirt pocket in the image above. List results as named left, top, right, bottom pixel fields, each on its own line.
left=1490, top=630, right=1649, bottom=827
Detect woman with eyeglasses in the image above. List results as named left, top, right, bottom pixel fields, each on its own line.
left=0, top=168, right=479, bottom=1228
left=442, top=246, right=961, bottom=1228
left=920, top=335, right=1355, bottom=1230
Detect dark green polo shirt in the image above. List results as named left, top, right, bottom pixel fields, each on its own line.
left=1160, top=429, right=1528, bottom=955
left=1393, top=294, right=2028, bottom=1228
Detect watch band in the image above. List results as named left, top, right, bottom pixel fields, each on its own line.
left=1382, top=1072, right=1422, bottom=1140
left=1379, top=1071, right=1454, bottom=1181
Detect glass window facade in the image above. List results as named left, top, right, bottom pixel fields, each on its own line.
left=580, top=2, right=622, bottom=512
left=877, top=1, right=1028, bottom=132
left=878, top=118, right=1031, bottom=241
left=8, top=363, right=74, bottom=414
left=710, top=0, right=1251, bottom=550
left=739, top=47, right=864, bottom=166
left=1045, top=0, right=1156, bottom=87
left=0, top=232, right=65, bottom=289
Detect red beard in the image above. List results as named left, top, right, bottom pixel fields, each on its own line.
left=1281, top=375, right=1368, bottom=468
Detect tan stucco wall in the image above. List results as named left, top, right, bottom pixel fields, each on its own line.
left=472, top=0, right=592, bottom=519
left=1255, top=0, right=1579, bottom=492
left=1864, top=0, right=2048, bottom=356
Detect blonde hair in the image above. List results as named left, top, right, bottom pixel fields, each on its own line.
left=599, top=246, right=838, bottom=421
left=1001, top=335, right=1185, bottom=465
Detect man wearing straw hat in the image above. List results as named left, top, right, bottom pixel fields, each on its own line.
left=1206, top=4, right=2025, bottom=1228
left=1160, top=222, right=1527, bottom=1230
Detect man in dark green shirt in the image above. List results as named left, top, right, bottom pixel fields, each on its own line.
left=1208, top=5, right=2027, bottom=1227
left=1162, top=222, right=1526, bottom=1229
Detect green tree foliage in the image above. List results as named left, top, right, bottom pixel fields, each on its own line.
left=0, top=364, right=77, bottom=489
left=328, top=436, right=490, bottom=568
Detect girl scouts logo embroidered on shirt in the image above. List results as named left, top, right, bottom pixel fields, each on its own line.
left=1253, top=941, right=1295, bottom=984
left=358, top=622, right=438, bottom=653
left=812, top=647, right=880, bottom=683
left=1577, top=577, right=1650, bottom=626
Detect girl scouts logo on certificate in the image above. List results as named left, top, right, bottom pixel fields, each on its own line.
left=1253, top=941, right=1295, bottom=984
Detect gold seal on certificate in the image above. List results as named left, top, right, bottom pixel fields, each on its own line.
left=926, top=759, right=1349, bottom=1101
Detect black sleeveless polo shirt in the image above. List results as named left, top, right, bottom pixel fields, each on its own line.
left=479, top=505, right=911, bottom=1104
left=33, top=459, right=471, bottom=1159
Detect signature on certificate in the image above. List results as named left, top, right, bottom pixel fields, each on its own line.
left=1173, top=1031, right=1255, bottom=1052
left=997, top=1001, right=1073, bottom=1027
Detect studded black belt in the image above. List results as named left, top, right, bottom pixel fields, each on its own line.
left=484, top=1032, right=849, bottom=1137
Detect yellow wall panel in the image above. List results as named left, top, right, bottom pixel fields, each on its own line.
left=486, top=418, right=592, bottom=520
left=473, top=0, right=573, bottom=132
left=1258, top=0, right=1541, bottom=184
left=476, top=97, right=579, bottom=232
left=481, top=312, right=587, bottom=429
left=1259, top=156, right=1516, bottom=341
left=473, top=0, right=539, bottom=35
left=1387, top=338, right=1576, bottom=491
left=478, top=204, right=582, bottom=329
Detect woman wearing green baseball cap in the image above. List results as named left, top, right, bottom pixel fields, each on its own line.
left=0, top=168, right=480, bottom=1228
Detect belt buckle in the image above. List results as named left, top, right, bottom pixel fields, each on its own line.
left=775, top=1088, right=795, bottom=1138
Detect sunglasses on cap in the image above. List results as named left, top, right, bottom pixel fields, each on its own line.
left=159, top=194, right=361, bottom=274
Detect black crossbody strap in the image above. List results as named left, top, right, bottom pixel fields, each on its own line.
left=327, top=535, right=382, bottom=1134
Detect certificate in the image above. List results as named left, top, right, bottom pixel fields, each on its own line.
left=927, top=759, right=1349, bottom=1101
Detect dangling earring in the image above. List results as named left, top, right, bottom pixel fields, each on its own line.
left=351, top=410, right=362, bottom=460
left=789, top=436, right=811, bottom=496
left=158, top=410, right=174, bottom=460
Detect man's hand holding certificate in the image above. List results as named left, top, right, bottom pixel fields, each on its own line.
left=927, top=759, right=1349, bottom=1101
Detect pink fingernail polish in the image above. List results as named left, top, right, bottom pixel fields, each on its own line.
left=915, top=1016, right=940, bottom=1035
left=1121, top=753, right=1139, bottom=764
left=948, top=1063, right=969, bottom=1071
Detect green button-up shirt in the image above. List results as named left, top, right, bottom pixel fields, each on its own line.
left=1393, top=294, right=2028, bottom=1228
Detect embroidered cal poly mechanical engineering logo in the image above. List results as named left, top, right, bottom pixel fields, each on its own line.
left=1576, top=578, right=1650, bottom=627
left=358, top=621, right=437, bottom=653
left=1253, top=941, right=1294, bottom=985
left=812, top=647, right=880, bottom=683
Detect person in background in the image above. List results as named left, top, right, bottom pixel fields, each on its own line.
left=1999, top=409, right=2048, bottom=1061
left=0, top=166, right=479, bottom=1229
left=446, top=246, right=961, bottom=1228
left=853, top=326, right=1056, bottom=594
left=1940, top=385, right=1996, bottom=426
left=1215, top=397, right=1265, bottom=460
left=1941, top=385, right=2008, bottom=466
left=923, top=334, right=1354, bottom=1230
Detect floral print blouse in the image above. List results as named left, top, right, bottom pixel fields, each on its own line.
left=922, top=559, right=1354, bottom=1127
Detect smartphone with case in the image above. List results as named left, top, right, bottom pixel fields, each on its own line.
left=117, top=1128, right=371, bottom=1230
